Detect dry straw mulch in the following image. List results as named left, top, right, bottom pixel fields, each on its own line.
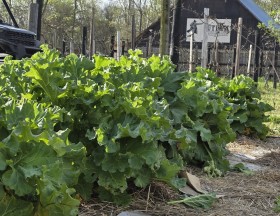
left=80, top=137, right=280, bottom=216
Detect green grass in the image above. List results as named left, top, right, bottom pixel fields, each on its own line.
left=258, top=78, right=280, bottom=136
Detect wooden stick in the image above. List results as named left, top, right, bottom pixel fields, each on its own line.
left=145, top=184, right=151, bottom=211
left=247, top=44, right=252, bottom=76
left=117, top=31, right=121, bottom=61
left=201, top=8, right=209, bottom=68
left=235, top=17, right=242, bottom=76
left=189, top=31, right=193, bottom=72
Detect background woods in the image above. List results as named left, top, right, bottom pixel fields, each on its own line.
left=0, top=0, right=279, bottom=58
left=0, top=0, right=160, bottom=55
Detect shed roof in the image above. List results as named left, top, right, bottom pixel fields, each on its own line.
left=239, top=0, right=279, bottom=28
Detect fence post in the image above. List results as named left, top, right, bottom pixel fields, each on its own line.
left=89, top=7, right=95, bottom=58
left=208, top=46, right=211, bottom=69
left=159, top=0, right=170, bottom=56
left=117, top=31, right=121, bottom=61
left=170, top=0, right=182, bottom=71
left=122, top=40, right=125, bottom=56
left=169, top=1, right=175, bottom=58
left=254, top=30, right=261, bottom=82
left=148, top=34, right=153, bottom=57
left=232, top=47, right=236, bottom=79
left=247, top=44, right=253, bottom=76
left=201, top=8, right=209, bottom=68
left=214, top=41, right=219, bottom=75
left=62, top=40, right=66, bottom=56
left=260, top=48, right=264, bottom=77
left=235, top=18, right=242, bottom=76
left=130, top=0, right=136, bottom=50
left=28, top=3, right=38, bottom=34
left=194, top=43, right=198, bottom=68
left=110, top=35, right=115, bottom=57
left=82, top=26, right=87, bottom=55
left=274, top=42, right=279, bottom=89
left=145, top=41, right=149, bottom=57
left=189, top=32, right=194, bottom=72
left=70, top=41, right=74, bottom=54
left=53, top=31, right=57, bottom=49
left=36, top=0, right=43, bottom=41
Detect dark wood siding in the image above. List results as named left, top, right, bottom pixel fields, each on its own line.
left=181, top=0, right=259, bottom=47
left=136, top=0, right=261, bottom=48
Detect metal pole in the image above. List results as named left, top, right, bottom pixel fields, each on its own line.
left=2, top=0, right=19, bottom=27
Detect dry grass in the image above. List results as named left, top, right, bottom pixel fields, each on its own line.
left=79, top=136, right=280, bottom=216
left=79, top=182, right=199, bottom=216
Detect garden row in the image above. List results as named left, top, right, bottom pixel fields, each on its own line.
left=0, top=46, right=273, bottom=215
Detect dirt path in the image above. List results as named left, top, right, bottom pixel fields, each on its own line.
left=202, top=136, right=280, bottom=216
left=80, top=137, right=280, bottom=216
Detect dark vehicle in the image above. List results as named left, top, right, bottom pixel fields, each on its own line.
left=0, top=0, right=40, bottom=59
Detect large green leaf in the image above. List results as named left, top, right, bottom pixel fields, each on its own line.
left=0, top=192, right=34, bottom=216
left=36, top=162, right=80, bottom=216
left=1, top=142, right=58, bottom=196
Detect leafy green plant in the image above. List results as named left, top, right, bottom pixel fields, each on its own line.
left=166, top=69, right=236, bottom=175
left=275, top=196, right=280, bottom=213
left=0, top=99, right=86, bottom=216
left=1, top=48, right=186, bottom=208
left=168, top=193, right=217, bottom=209
left=0, top=47, right=274, bottom=214
left=232, top=163, right=254, bottom=175
left=222, top=75, right=273, bottom=139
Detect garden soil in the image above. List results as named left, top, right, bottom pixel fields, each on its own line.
left=79, top=136, right=280, bottom=216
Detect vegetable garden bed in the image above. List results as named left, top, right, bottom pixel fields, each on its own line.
left=0, top=46, right=277, bottom=215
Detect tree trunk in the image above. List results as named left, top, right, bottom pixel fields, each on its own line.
left=130, top=0, right=136, bottom=49
left=160, top=0, right=170, bottom=56
left=170, top=0, right=182, bottom=71
left=139, top=10, right=143, bottom=33
left=71, top=0, right=77, bottom=40
left=36, top=0, right=43, bottom=41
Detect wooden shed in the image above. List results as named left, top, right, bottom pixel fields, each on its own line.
left=136, top=0, right=279, bottom=74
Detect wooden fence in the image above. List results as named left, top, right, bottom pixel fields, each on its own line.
left=138, top=46, right=280, bottom=78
